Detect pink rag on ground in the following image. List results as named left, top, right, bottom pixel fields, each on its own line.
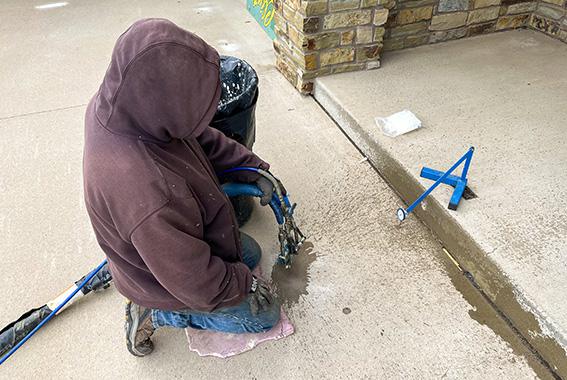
left=185, top=268, right=294, bottom=358
left=185, top=309, right=294, bottom=358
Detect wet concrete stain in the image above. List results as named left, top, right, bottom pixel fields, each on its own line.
left=439, top=247, right=559, bottom=380
left=271, top=241, right=316, bottom=307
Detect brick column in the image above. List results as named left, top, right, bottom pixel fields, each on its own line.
left=273, top=0, right=389, bottom=93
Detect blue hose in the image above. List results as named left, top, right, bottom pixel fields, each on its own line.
left=222, top=183, right=284, bottom=224
left=221, top=166, right=261, bottom=176
left=0, top=259, right=108, bottom=366
left=221, top=166, right=291, bottom=215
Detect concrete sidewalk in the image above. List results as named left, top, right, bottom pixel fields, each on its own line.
left=314, top=29, right=567, bottom=377
left=0, top=1, right=556, bottom=378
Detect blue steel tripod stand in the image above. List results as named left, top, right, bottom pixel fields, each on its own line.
left=397, top=147, right=474, bottom=222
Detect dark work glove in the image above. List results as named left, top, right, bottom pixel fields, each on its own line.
left=256, top=175, right=287, bottom=206
left=256, top=177, right=275, bottom=206
left=248, top=276, right=275, bottom=315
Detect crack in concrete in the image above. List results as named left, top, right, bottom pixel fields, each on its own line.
left=442, top=246, right=562, bottom=380
left=0, top=104, right=87, bottom=123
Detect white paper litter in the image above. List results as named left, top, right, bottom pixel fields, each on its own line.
left=375, top=109, right=422, bottom=137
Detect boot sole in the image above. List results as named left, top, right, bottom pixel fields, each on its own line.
left=125, top=302, right=152, bottom=357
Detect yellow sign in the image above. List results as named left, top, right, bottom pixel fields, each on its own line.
left=247, top=0, right=276, bottom=39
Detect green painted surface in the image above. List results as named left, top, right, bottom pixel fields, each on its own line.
left=246, top=0, right=276, bottom=40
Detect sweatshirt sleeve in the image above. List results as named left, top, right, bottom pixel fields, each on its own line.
left=196, top=126, right=270, bottom=183
left=130, top=202, right=252, bottom=312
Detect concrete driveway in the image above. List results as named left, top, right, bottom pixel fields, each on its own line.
left=0, top=1, right=554, bottom=378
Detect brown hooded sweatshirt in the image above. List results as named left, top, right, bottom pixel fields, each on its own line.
left=83, top=19, right=269, bottom=312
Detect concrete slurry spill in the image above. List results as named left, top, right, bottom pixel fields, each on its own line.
left=271, top=242, right=317, bottom=307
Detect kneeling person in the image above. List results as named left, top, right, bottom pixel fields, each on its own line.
left=83, top=19, right=280, bottom=357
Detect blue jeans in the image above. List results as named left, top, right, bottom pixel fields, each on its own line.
left=151, top=232, right=281, bottom=334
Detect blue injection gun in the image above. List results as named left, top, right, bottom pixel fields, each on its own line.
left=222, top=167, right=306, bottom=268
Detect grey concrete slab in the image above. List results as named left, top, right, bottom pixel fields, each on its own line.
left=314, top=29, right=567, bottom=376
left=0, top=0, right=274, bottom=120
left=0, top=1, right=552, bottom=378
left=0, top=72, right=546, bottom=380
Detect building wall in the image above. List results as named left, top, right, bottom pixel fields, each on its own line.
left=383, top=0, right=534, bottom=51
left=530, top=0, right=567, bottom=41
left=273, top=0, right=388, bottom=93
left=384, top=0, right=535, bottom=50
left=383, top=0, right=567, bottom=51
left=273, top=0, right=566, bottom=93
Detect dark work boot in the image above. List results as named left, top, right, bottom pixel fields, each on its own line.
left=124, top=300, right=155, bottom=357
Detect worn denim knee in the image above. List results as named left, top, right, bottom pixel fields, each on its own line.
left=153, top=296, right=281, bottom=334
left=239, top=231, right=262, bottom=270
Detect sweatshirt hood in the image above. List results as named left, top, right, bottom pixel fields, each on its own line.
left=95, top=18, right=221, bottom=143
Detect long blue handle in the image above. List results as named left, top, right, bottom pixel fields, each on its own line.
left=0, top=259, right=109, bottom=366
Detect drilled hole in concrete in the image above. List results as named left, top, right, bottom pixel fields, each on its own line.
left=462, top=186, right=477, bottom=200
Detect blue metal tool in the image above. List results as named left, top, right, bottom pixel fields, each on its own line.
left=0, top=259, right=109, bottom=365
left=397, top=147, right=474, bottom=222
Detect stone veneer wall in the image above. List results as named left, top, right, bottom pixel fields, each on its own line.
left=273, top=0, right=566, bottom=93
left=273, top=0, right=389, bottom=93
left=530, top=0, right=567, bottom=41
left=383, top=0, right=536, bottom=50
left=383, top=0, right=567, bottom=50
